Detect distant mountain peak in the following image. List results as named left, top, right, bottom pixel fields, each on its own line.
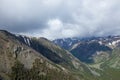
left=53, top=36, right=120, bottom=63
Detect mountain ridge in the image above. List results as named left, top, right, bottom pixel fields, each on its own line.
left=53, top=36, right=120, bottom=63
left=0, top=30, right=76, bottom=80
left=0, top=30, right=96, bottom=80
left=0, top=30, right=120, bottom=80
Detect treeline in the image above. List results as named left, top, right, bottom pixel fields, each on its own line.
left=10, top=59, right=75, bottom=80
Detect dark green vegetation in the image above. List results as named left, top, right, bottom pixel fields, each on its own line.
left=10, top=60, right=75, bottom=80
left=87, top=47, right=120, bottom=80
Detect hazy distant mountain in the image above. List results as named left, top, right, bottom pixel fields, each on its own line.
left=53, top=36, right=120, bottom=63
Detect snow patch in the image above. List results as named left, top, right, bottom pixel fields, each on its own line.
left=111, top=40, right=120, bottom=46
left=22, top=36, right=31, bottom=46
left=98, top=41, right=103, bottom=45
left=23, top=36, right=27, bottom=44
left=71, top=43, right=80, bottom=50
left=69, top=42, right=72, bottom=46
left=27, top=38, right=31, bottom=46
left=108, top=43, right=112, bottom=46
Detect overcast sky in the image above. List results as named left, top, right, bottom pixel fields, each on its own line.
left=0, top=0, right=120, bottom=39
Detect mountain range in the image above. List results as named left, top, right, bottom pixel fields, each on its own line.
left=53, top=36, right=120, bottom=63
left=0, top=30, right=120, bottom=80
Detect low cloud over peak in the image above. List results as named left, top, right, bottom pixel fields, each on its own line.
left=0, top=0, right=120, bottom=39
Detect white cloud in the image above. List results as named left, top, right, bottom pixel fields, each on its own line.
left=0, top=0, right=120, bottom=39
left=39, top=19, right=87, bottom=39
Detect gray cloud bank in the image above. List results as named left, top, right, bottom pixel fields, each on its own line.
left=0, top=0, right=120, bottom=39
